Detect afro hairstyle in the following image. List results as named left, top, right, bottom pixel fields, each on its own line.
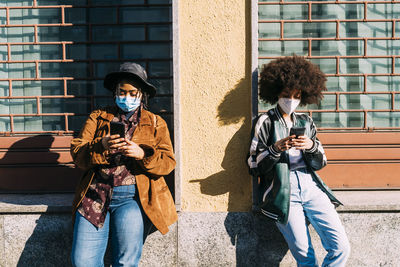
left=259, top=55, right=327, bottom=106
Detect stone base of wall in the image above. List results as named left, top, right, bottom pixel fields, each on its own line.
left=1, top=192, right=400, bottom=266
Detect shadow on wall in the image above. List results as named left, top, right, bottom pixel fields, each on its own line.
left=225, top=213, right=289, bottom=267
left=16, top=214, right=73, bottom=267
left=190, top=78, right=289, bottom=266
left=188, top=0, right=288, bottom=261
left=0, top=136, right=75, bottom=266
left=190, top=77, right=252, bottom=211
left=0, top=135, right=80, bottom=192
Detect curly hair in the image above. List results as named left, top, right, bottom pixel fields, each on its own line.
left=259, top=55, right=327, bottom=106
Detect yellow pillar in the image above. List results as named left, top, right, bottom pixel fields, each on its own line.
left=179, top=0, right=252, bottom=212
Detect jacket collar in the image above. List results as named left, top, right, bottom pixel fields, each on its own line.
left=137, top=109, right=152, bottom=126
left=98, top=106, right=152, bottom=126
left=99, top=106, right=118, bottom=122
left=274, top=106, right=297, bottom=128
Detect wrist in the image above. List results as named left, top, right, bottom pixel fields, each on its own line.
left=269, top=144, right=281, bottom=157
left=307, top=142, right=313, bottom=150
left=131, top=146, right=146, bottom=160
left=273, top=143, right=281, bottom=153
left=135, top=147, right=145, bottom=160
left=305, top=140, right=317, bottom=152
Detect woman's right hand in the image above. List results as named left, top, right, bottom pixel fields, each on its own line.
left=101, top=134, right=126, bottom=152
left=273, top=135, right=295, bottom=153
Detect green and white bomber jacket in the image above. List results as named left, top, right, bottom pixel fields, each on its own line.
left=248, top=106, right=342, bottom=225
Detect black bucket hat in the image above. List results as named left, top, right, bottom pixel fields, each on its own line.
left=104, top=62, right=156, bottom=98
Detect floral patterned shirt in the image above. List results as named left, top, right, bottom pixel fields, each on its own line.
left=78, top=108, right=140, bottom=228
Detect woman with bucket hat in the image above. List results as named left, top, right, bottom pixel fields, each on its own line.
left=70, top=62, right=177, bottom=266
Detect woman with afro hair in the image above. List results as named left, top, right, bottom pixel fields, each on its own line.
left=248, top=55, right=350, bottom=267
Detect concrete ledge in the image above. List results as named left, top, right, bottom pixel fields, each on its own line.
left=0, top=191, right=400, bottom=266
left=1, top=191, right=399, bottom=214
left=0, top=193, right=73, bottom=213
left=177, top=211, right=400, bottom=267
left=1, top=208, right=400, bottom=266
left=335, top=190, right=400, bottom=212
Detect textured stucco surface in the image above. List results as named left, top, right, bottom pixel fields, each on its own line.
left=1, top=211, right=399, bottom=266
left=3, top=214, right=73, bottom=267
left=179, top=0, right=252, bottom=211
left=0, top=216, right=4, bottom=267
left=178, top=212, right=400, bottom=267
left=0, top=213, right=177, bottom=267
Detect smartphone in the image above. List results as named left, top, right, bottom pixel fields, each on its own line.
left=289, top=127, right=306, bottom=137
left=110, top=121, right=125, bottom=138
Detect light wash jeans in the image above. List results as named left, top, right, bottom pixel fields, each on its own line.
left=276, top=168, right=350, bottom=267
left=71, top=184, right=152, bottom=267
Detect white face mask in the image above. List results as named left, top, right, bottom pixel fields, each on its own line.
left=278, top=98, right=300, bottom=115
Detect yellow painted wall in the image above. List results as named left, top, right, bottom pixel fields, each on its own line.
left=179, top=0, right=252, bottom=211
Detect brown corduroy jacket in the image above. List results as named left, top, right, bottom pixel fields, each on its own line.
left=70, top=106, right=177, bottom=234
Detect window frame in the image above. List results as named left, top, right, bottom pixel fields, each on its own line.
left=251, top=0, right=400, bottom=208
left=0, top=1, right=181, bottom=203
left=172, top=0, right=181, bottom=210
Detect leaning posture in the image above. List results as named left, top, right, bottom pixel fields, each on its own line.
left=70, top=62, right=177, bottom=267
left=248, top=56, right=350, bottom=267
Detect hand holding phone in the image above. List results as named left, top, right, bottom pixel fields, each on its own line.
left=110, top=121, right=125, bottom=138
left=273, top=136, right=293, bottom=152
left=289, top=127, right=306, bottom=137
left=102, top=122, right=126, bottom=151
left=289, top=127, right=314, bottom=150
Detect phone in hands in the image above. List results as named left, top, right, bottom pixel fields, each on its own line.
left=289, top=127, right=306, bottom=138
left=110, top=121, right=125, bottom=138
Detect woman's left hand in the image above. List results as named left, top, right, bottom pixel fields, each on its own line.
left=291, top=135, right=314, bottom=150
left=120, top=139, right=145, bottom=159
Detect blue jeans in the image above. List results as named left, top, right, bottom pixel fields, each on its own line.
left=71, top=184, right=152, bottom=267
left=276, top=169, right=350, bottom=267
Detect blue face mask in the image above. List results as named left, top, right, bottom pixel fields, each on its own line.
left=115, top=96, right=141, bottom=112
